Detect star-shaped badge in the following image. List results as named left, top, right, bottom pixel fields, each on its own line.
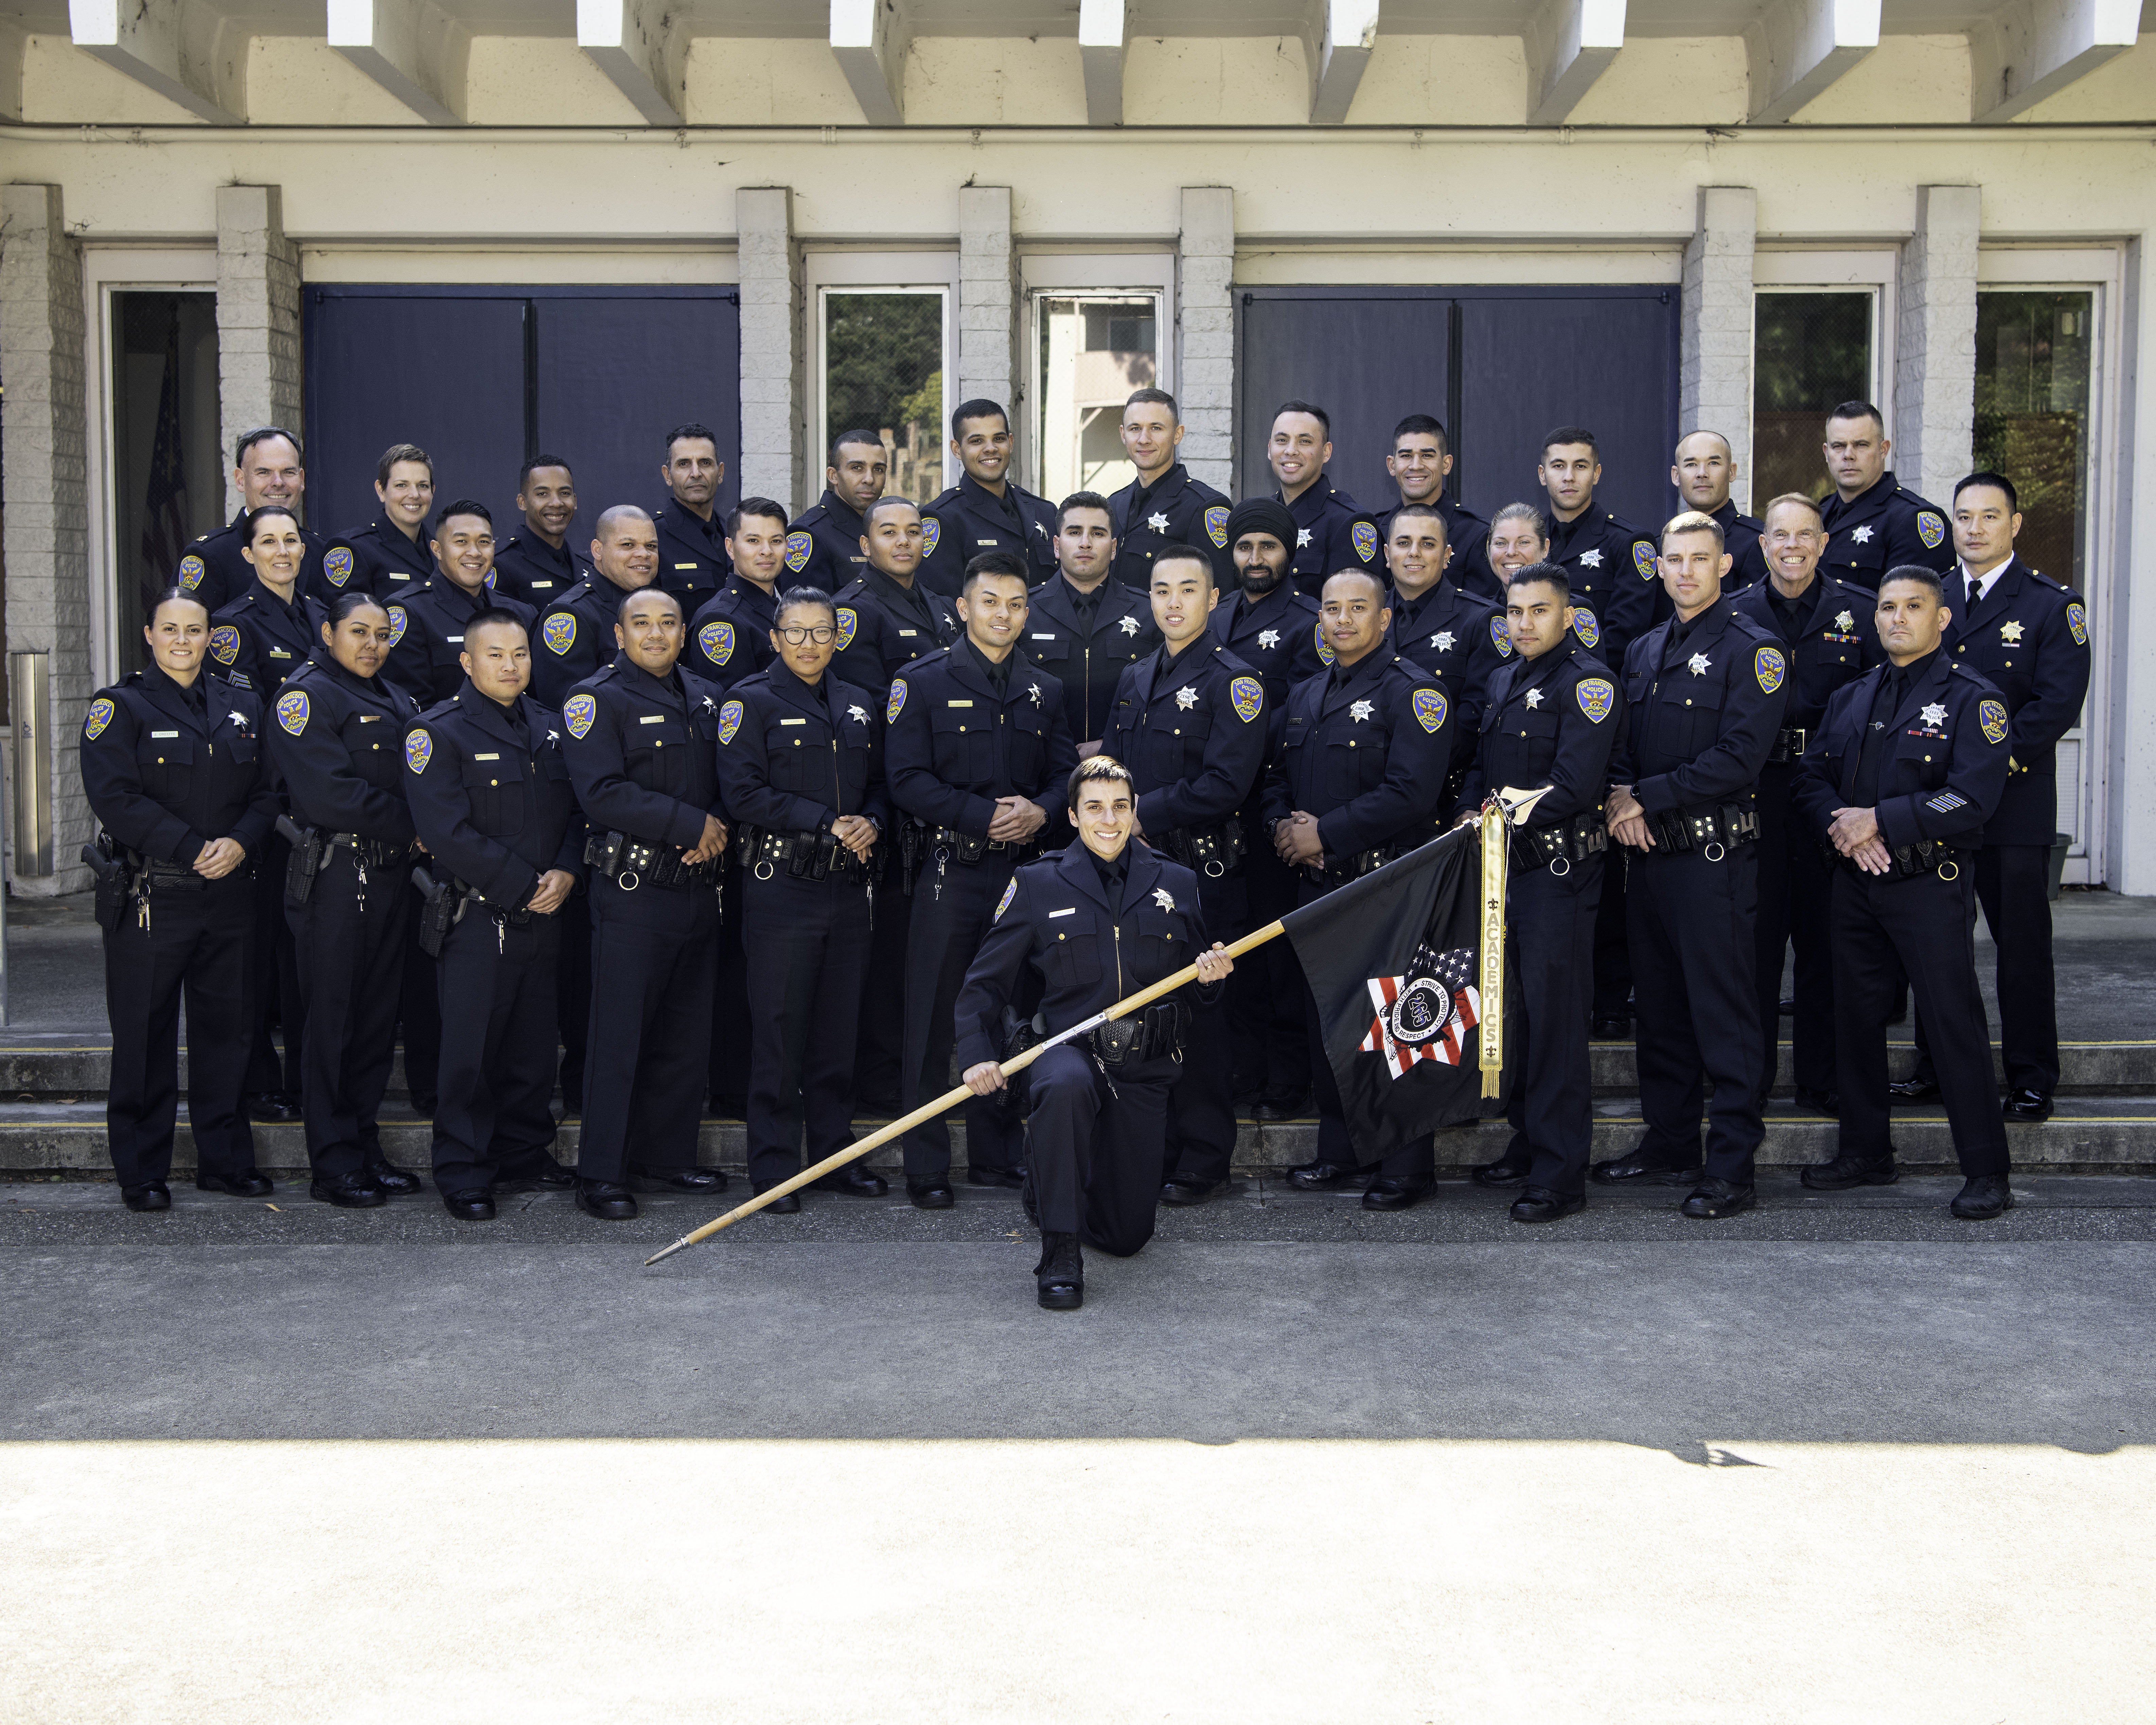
left=1349, top=699, right=1374, bottom=723
left=1258, top=629, right=1281, bottom=651
left=1296, top=529, right=1313, bottom=549
left=1175, top=685, right=1199, bottom=710
left=1687, top=653, right=1711, bottom=676
left=1920, top=702, right=1947, bottom=727
left=1851, top=525, right=1874, bottom=544
left=1027, top=683, right=1042, bottom=706
left=1579, top=549, right=1603, bottom=569
left=702, top=696, right=717, bottom=713
left=847, top=704, right=869, bottom=725
left=1431, top=630, right=1455, bottom=652
left=1152, top=886, right=1175, bottom=912
left=2000, top=620, right=2025, bottom=644
left=1835, top=610, right=1855, bottom=632
left=1524, top=688, right=1544, bottom=708
left=1147, top=512, right=1170, bottom=532
left=1118, top=615, right=1139, bottom=636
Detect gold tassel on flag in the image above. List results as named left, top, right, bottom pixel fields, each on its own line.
left=1475, top=787, right=1553, bottom=1099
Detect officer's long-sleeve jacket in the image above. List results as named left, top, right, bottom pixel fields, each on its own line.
left=787, top=490, right=870, bottom=591
left=1108, top=464, right=1236, bottom=592
left=652, top=504, right=730, bottom=610
left=208, top=581, right=318, bottom=697
left=177, top=515, right=337, bottom=615
left=1610, top=598, right=1788, bottom=815
left=1387, top=577, right=1509, bottom=726
left=263, top=657, right=419, bottom=844
left=1459, top=639, right=1623, bottom=827
left=561, top=660, right=725, bottom=851
left=919, top=474, right=1060, bottom=598
left=1710, top=500, right=1769, bottom=591
left=713, top=666, right=890, bottom=838
left=1100, top=641, right=1267, bottom=837
left=1280, top=477, right=1382, bottom=600
left=381, top=579, right=537, bottom=709
left=689, top=578, right=781, bottom=691
left=532, top=575, right=639, bottom=709
left=1793, top=650, right=2011, bottom=852
left=1021, top=575, right=1162, bottom=746
left=80, top=667, right=277, bottom=865
left=884, top=647, right=1074, bottom=838
left=329, top=519, right=434, bottom=599
left=1728, top=574, right=1885, bottom=732
left=1263, top=651, right=1454, bottom=859
left=403, top=684, right=583, bottom=908
left=1209, top=581, right=1325, bottom=720
left=491, top=532, right=585, bottom=609
left=1819, top=472, right=1955, bottom=585
left=1547, top=501, right=1660, bottom=671
left=831, top=569, right=959, bottom=692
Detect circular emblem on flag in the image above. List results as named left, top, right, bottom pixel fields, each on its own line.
left=1576, top=676, right=1615, bottom=724
left=1412, top=687, right=1447, bottom=734
left=1571, top=607, right=1600, bottom=649
left=718, top=699, right=744, bottom=745
left=1754, top=644, right=1786, bottom=694
left=275, top=689, right=310, bottom=736
left=323, top=547, right=354, bottom=588
left=2067, top=601, right=2088, bottom=646
left=1979, top=698, right=2009, bottom=745
left=1916, top=510, right=1947, bottom=550
left=1313, top=621, right=1334, bottom=667
left=1351, top=521, right=1379, bottom=564
left=1490, top=615, right=1514, bottom=658
left=385, top=605, right=407, bottom=648
left=209, top=625, right=241, bottom=665
left=1205, top=506, right=1230, bottom=549
left=1229, top=675, right=1263, bottom=723
left=543, top=613, right=577, bottom=656
left=1386, top=974, right=1458, bottom=1048
left=835, top=608, right=858, bottom=650
left=887, top=677, right=907, bottom=724
left=784, top=531, right=814, bottom=574
left=179, top=554, right=206, bottom=590
left=563, top=694, right=596, bottom=740
left=994, top=877, right=1017, bottom=920
left=921, top=518, right=941, bottom=559
left=84, top=697, right=115, bottom=741
left=405, top=727, right=432, bottom=774
left=699, top=620, right=735, bottom=666
left=1632, top=542, right=1658, bottom=581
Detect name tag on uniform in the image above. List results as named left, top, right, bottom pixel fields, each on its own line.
left=269, top=648, right=291, bottom=659
left=358, top=715, right=381, bottom=723
left=1050, top=907, right=1075, bottom=918
left=948, top=700, right=973, bottom=708
left=1031, top=633, right=1056, bottom=640
left=897, top=629, right=918, bottom=637
left=639, top=715, right=665, bottom=724
left=978, top=539, right=996, bottom=546
left=386, top=573, right=410, bottom=582
left=780, top=717, right=807, bottom=726
left=446, top=635, right=462, bottom=643
left=474, top=752, right=500, bottom=761
left=151, top=729, right=179, bottom=738
left=674, top=562, right=698, bottom=570
left=532, top=581, right=556, bottom=591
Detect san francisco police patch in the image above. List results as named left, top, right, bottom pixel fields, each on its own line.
left=84, top=697, right=115, bottom=741
left=1754, top=645, right=1787, bottom=694
left=179, top=554, right=206, bottom=590
left=543, top=613, right=577, bottom=656
left=1571, top=608, right=1601, bottom=650
left=718, top=699, right=744, bottom=746
left=1979, top=698, right=2009, bottom=745
left=784, top=531, right=813, bottom=574
left=276, top=689, right=310, bottom=736
left=887, top=678, right=908, bottom=725
left=563, top=694, right=597, bottom=740
left=1205, top=506, right=1230, bottom=550
left=995, top=877, right=1017, bottom=921
left=920, top=518, right=941, bottom=559
left=405, top=728, right=432, bottom=774
left=699, top=620, right=735, bottom=667
left=2067, top=601, right=2088, bottom=646
left=385, top=606, right=407, bottom=648
left=209, top=625, right=241, bottom=665
left=1917, top=511, right=1947, bottom=550
left=1314, top=622, right=1335, bottom=668
left=835, top=609, right=858, bottom=650
left=1351, top=521, right=1379, bottom=564
left=1490, top=614, right=1514, bottom=657
left=1413, top=688, right=1448, bottom=735
left=1632, top=541, right=1658, bottom=581
left=323, top=547, right=354, bottom=588
left=1576, top=677, right=1615, bottom=725
left=1230, top=675, right=1263, bottom=724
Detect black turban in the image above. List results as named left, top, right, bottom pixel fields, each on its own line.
left=1223, top=497, right=1296, bottom=548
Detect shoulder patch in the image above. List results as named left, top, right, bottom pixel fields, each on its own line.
left=699, top=619, right=736, bottom=667
left=718, top=699, right=744, bottom=745
left=1571, top=606, right=1600, bottom=650
left=2067, top=601, right=2088, bottom=647
left=1412, top=687, right=1448, bottom=735
left=1350, top=520, right=1379, bottom=564
left=920, top=518, right=941, bottom=560
left=385, top=605, right=408, bottom=648
left=1490, top=614, right=1514, bottom=658
left=563, top=693, right=597, bottom=740
left=543, top=613, right=577, bottom=656
left=1229, top=674, right=1263, bottom=723
left=275, top=689, right=310, bottom=736
left=1205, top=505, right=1230, bottom=550
left=209, top=624, right=241, bottom=665
left=1754, top=644, right=1787, bottom=695
left=784, top=530, right=814, bottom=574
left=323, top=546, right=354, bottom=588
left=887, top=677, right=907, bottom=724
left=1916, top=510, right=1947, bottom=550
left=994, top=876, right=1017, bottom=921
left=1632, top=541, right=1658, bottom=581
left=405, top=727, right=433, bottom=774
left=1979, top=698, right=2009, bottom=745
left=84, top=697, right=116, bottom=741
left=1313, top=621, right=1335, bottom=668
left=1576, top=676, right=1615, bottom=724
left=835, top=608, right=858, bottom=651
left=178, top=554, right=206, bottom=590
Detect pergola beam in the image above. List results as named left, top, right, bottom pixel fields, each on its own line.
left=67, top=0, right=237, bottom=124
left=1526, top=0, right=1627, bottom=125
left=326, top=0, right=465, bottom=127
left=830, top=0, right=908, bottom=127
left=1746, top=0, right=1881, bottom=124
left=578, top=0, right=683, bottom=127
left=1971, top=0, right=2142, bottom=122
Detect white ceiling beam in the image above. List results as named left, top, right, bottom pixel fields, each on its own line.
left=578, top=0, right=683, bottom=127
left=1078, top=0, right=1124, bottom=127
left=1525, top=0, right=1627, bottom=124
left=326, top=0, right=465, bottom=127
left=1310, top=0, right=1382, bottom=124
left=830, top=0, right=908, bottom=127
left=1970, top=0, right=2143, bottom=122
left=1746, top=0, right=1880, bottom=123
left=67, top=0, right=238, bottom=124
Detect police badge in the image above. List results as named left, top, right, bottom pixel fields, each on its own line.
left=1632, top=541, right=1658, bottom=581
left=994, top=877, right=1017, bottom=920
left=784, top=531, right=813, bottom=574
left=1205, top=505, right=1230, bottom=549
left=209, top=626, right=241, bottom=665
left=1576, top=677, right=1615, bottom=724
left=1490, top=614, right=1513, bottom=657
left=1412, top=687, right=1447, bottom=734
left=1917, top=511, right=1947, bottom=550
left=2067, top=601, right=2088, bottom=647
left=699, top=620, right=735, bottom=666
left=405, top=728, right=432, bottom=774
left=1313, top=622, right=1335, bottom=667
left=543, top=613, right=578, bottom=656
left=835, top=609, right=858, bottom=650
left=1351, top=521, right=1379, bottom=564
left=1571, top=607, right=1601, bottom=649
left=323, top=547, right=354, bottom=588
left=179, top=554, right=206, bottom=590
left=718, top=699, right=744, bottom=745
left=385, top=605, right=408, bottom=648
left=1979, top=698, right=2009, bottom=745
left=84, top=697, right=116, bottom=741
left=1754, top=645, right=1787, bottom=694
left=563, top=694, right=597, bottom=740
left=887, top=678, right=907, bottom=724
left=921, top=518, right=941, bottom=559
left=1229, top=675, right=1263, bottom=723
left=276, top=689, right=310, bottom=736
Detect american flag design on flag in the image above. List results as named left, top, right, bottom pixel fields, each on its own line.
left=1361, top=945, right=1480, bottom=1078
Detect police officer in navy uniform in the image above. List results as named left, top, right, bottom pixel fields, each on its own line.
left=1101, top=544, right=1266, bottom=1203
left=1108, top=389, right=1236, bottom=592
left=1818, top=402, right=1957, bottom=585
left=173, top=426, right=335, bottom=615
left=651, top=422, right=732, bottom=610
left=1382, top=505, right=1508, bottom=787
left=1459, top=563, right=1624, bottom=1221
left=560, top=585, right=730, bottom=1221
left=491, top=454, right=587, bottom=608
left=785, top=429, right=884, bottom=591
left=956, top=757, right=1236, bottom=1310
left=1267, top=570, right=1456, bottom=1209
left=532, top=505, right=662, bottom=709
left=402, top=610, right=582, bottom=1220
left=267, top=592, right=426, bottom=1209
left=1730, top=492, right=1884, bottom=1114
left=1210, top=499, right=1324, bottom=1116
left=1267, top=401, right=1382, bottom=599
left=381, top=500, right=537, bottom=709
left=1794, top=566, right=2016, bottom=1219
left=1896, top=472, right=2093, bottom=1122
left=83, top=588, right=279, bottom=1211
left=887, top=551, right=1076, bottom=1208
left=1671, top=430, right=1768, bottom=589
left=714, top=587, right=892, bottom=1208
left=919, top=398, right=1060, bottom=598
left=689, top=498, right=790, bottom=692
left=1597, top=512, right=1788, bottom=1219
left=1377, top=416, right=1498, bottom=604
left=1024, top=493, right=1161, bottom=751
left=330, top=443, right=437, bottom=598
left=1539, top=426, right=1661, bottom=681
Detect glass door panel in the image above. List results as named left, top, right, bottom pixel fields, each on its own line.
left=1751, top=291, right=1874, bottom=504
left=1035, top=294, right=1159, bottom=500
left=822, top=289, right=948, bottom=505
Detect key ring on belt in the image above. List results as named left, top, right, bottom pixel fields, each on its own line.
left=1550, top=853, right=1572, bottom=877
left=753, top=858, right=775, bottom=881
left=1938, top=858, right=1961, bottom=881
left=1703, top=841, right=1726, bottom=863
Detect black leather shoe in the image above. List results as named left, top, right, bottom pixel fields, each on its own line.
left=121, top=1181, right=171, bottom=1212
left=632, top=1166, right=728, bottom=1194
left=754, top=1181, right=802, bottom=1214
left=2002, top=1088, right=2053, bottom=1123
left=1792, top=1086, right=1841, bottom=1117
left=366, top=1161, right=423, bottom=1196
left=495, top=1158, right=575, bottom=1192
left=196, top=1168, right=274, bottom=1197
left=574, top=1179, right=638, bottom=1220
left=1887, top=1076, right=1940, bottom=1102
left=1361, top=1177, right=1433, bottom=1212
left=408, top=1093, right=439, bottom=1115
left=1159, top=1177, right=1217, bottom=1207
left=1778, top=995, right=1797, bottom=1016
left=442, top=1190, right=496, bottom=1221
left=1590, top=1151, right=1703, bottom=1185
left=1680, top=1177, right=1757, bottom=1219
left=1019, top=1168, right=1040, bottom=1227
left=1035, top=1232, right=1083, bottom=1310
left=1284, top=1160, right=1358, bottom=1191
left=245, top=1091, right=301, bottom=1122
left=1510, top=1186, right=1584, bottom=1224
left=1470, top=1158, right=1531, bottom=1189
left=1255, top=1091, right=1311, bottom=1121
left=311, top=1173, right=387, bottom=1209
left=812, top=1166, right=888, bottom=1197
left=1951, top=1174, right=2015, bottom=1220
left=966, top=1164, right=1027, bottom=1189
left=1801, top=1150, right=1897, bottom=1190
left=1591, top=1014, right=1630, bottom=1039
left=908, top=1179, right=955, bottom=1210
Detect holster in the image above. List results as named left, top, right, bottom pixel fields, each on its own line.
left=412, top=866, right=461, bottom=958
left=1509, top=809, right=1608, bottom=876
left=81, top=836, right=133, bottom=933
left=1643, top=801, right=1760, bottom=859
left=1090, top=999, right=1189, bottom=1068
left=898, top=818, right=926, bottom=895
left=276, top=814, right=326, bottom=905
left=1766, top=725, right=1809, bottom=766
left=737, top=825, right=864, bottom=883
left=584, top=829, right=719, bottom=892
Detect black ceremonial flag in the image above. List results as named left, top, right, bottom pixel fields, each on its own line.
left=1279, top=825, right=1505, bottom=1160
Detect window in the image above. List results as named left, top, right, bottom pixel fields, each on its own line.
left=821, top=289, right=948, bottom=505
left=1751, top=291, right=1874, bottom=505
left=1974, top=291, right=2092, bottom=589
left=1034, top=293, right=1160, bottom=500
left=110, top=292, right=222, bottom=673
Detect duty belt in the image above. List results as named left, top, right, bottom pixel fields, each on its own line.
left=737, top=825, right=867, bottom=882
left=1847, top=839, right=1973, bottom=883
left=1156, top=822, right=1247, bottom=879
left=1309, top=842, right=1399, bottom=886
left=1509, top=809, right=1608, bottom=876
left=584, top=830, right=720, bottom=892
left=1091, top=998, right=1190, bottom=1068
left=1766, top=726, right=1809, bottom=766
left=1642, top=802, right=1759, bottom=861
left=324, top=832, right=408, bottom=870
left=927, top=824, right=1041, bottom=866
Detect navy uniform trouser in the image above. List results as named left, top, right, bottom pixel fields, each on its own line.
left=554, top=884, right=591, bottom=1110
left=706, top=862, right=751, bottom=1108
left=1165, top=867, right=1244, bottom=1186
left=1832, top=864, right=2010, bottom=1177
left=431, top=906, right=564, bottom=1196
left=1591, top=847, right=1632, bottom=1019
left=1626, top=843, right=1766, bottom=1185
left=852, top=848, right=909, bottom=1104
left=1297, top=876, right=1434, bottom=1184
left=1228, top=809, right=1309, bottom=1096
left=397, top=874, right=441, bottom=1103
left=105, top=871, right=257, bottom=1187
left=1753, top=762, right=1836, bottom=1099
left=1027, top=1042, right=1172, bottom=1256
left=743, top=867, right=871, bottom=1191
left=1501, top=853, right=1604, bottom=1199
left=900, top=852, right=1026, bottom=1182
left=1909, top=843, right=2056, bottom=1094
left=578, top=876, right=719, bottom=1185
left=242, top=832, right=303, bottom=1096
left=288, top=850, right=411, bottom=1180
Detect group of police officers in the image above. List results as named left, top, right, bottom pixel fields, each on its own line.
left=80, top=384, right=2091, bottom=1307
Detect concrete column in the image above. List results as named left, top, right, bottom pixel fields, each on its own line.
left=957, top=186, right=1015, bottom=420
left=736, top=186, right=802, bottom=515
left=1893, top=184, right=1980, bottom=511
left=1178, top=186, right=1235, bottom=494
left=0, top=184, right=92, bottom=893
left=216, top=185, right=304, bottom=519
left=1678, top=186, right=1758, bottom=514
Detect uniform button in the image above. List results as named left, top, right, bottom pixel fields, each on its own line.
left=1925, top=755, right=1932, bottom=761
left=490, top=779, right=498, bottom=786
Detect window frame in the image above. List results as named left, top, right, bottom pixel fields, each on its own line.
left=1020, top=252, right=1175, bottom=497
left=805, top=251, right=959, bottom=506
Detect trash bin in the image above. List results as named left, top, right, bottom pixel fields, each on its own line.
left=2048, top=831, right=2072, bottom=901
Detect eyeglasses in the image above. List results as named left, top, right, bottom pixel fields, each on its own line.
left=778, top=625, right=837, bottom=646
